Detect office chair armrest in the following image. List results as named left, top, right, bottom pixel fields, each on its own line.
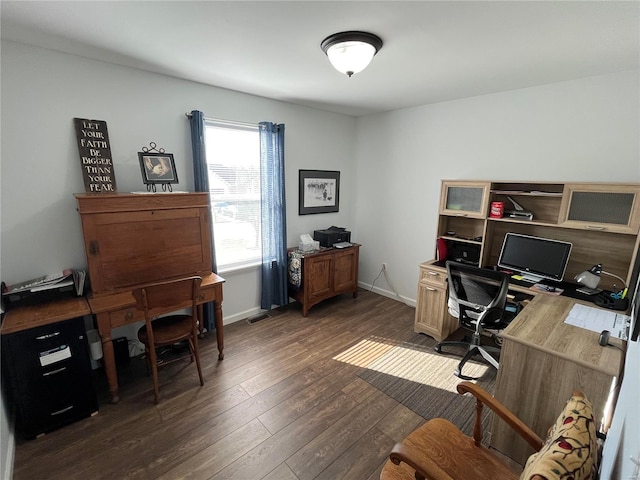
left=456, top=381, right=544, bottom=451
left=389, top=442, right=455, bottom=480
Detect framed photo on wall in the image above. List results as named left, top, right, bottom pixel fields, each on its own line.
left=299, top=170, right=340, bottom=215
left=138, top=152, right=178, bottom=192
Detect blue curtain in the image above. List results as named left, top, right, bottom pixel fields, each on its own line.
left=189, top=110, right=216, bottom=332
left=259, top=122, right=288, bottom=310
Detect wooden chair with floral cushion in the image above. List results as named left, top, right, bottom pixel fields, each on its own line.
left=380, top=381, right=597, bottom=480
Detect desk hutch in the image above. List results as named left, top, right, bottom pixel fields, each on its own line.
left=416, top=180, right=638, bottom=464
left=416, top=181, right=640, bottom=341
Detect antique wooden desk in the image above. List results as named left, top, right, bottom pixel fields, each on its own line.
left=75, top=192, right=224, bottom=403
left=490, top=294, right=625, bottom=464
left=87, top=272, right=224, bottom=403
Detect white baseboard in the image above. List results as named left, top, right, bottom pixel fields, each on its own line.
left=219, top=288, right=415, bottom=329
left=358, top=281, right=416, bottom=308
left=223, top=307, right=264, bottom=325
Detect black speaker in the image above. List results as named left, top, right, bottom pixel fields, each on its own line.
left=113, top=336, right=130, bottom=366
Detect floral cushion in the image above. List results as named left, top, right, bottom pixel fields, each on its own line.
left=520, top=392, right=597, bottom=480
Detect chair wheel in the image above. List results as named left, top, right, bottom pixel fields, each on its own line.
left=434, top=345, right=442, bottom=353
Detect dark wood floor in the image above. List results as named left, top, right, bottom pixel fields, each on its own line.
left=12, top=291, right=432, bottom=480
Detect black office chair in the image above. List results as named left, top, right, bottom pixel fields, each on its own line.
left=434, top=261, right=512, bottom=380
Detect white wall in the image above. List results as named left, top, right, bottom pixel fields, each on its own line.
left=2, top=40, right=639, bottom=478
left=352, top=70, right=640, bottom=479
left=353, top=71, right=640, bottom=303
left=0, top=41, right=356, bottom=324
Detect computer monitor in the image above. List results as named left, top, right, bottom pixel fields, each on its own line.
left=497, top=233, right=572, bottom=284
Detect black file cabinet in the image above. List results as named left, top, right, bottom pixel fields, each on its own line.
left=1, top=316, right=98, bottom=439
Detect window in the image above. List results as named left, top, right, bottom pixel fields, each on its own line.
left=205, top=120, right=261, bottom=271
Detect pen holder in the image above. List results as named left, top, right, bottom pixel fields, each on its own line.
left=594, top=291, right=629, bottom=311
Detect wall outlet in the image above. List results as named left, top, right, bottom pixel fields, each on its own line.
left=382, top=262, right=388, bottom=271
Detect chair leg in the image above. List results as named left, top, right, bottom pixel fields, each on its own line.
left=434, top=340, right=470, bottom=354
left=144, top=345, right=151, bottom=375
left=146, top=343, right=160, bottom=404
left=189, top=337, right=204, bottom=387
left=454, top=346, right=482, bottom=380
left=477, top=346, right=500, bottom=370
left=455, top=344, right=501, bottom=379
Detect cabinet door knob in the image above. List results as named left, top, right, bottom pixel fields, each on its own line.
left=426, top=287, right=437, bottom=291
left=585, top=225, right=606, bottom=231
left=197, top=294, right=205, bottom=301
left=125, top=312, right=134, bottom=320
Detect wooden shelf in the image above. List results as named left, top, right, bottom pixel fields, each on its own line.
left=490, top=190, right=563, bottom=197
left=487, top=217, right=564, bottom=228
left=438, top=235, right=482, bottom=245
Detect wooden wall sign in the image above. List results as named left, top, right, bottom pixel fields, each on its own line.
left=73, top=118, right=117, bottom=193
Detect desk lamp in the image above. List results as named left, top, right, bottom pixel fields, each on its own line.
left=575, top=264, right=626, bottom=291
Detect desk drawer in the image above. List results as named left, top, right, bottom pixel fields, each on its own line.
left=109, top=307, right=144, bottom=328
left=198, top=287, right=218, bottom=304
left=104, top=285, right=219, bottom=329
left=419, top=267, right=447, bottom=287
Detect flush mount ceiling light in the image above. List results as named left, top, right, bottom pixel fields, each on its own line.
left=321, top=31, right=383, bottom=77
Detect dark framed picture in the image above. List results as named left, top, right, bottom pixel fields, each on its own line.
left=299, top=170, right=340, bottom=215
left=138, top=152, right=178, bottom=191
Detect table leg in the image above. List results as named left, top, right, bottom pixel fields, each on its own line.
left=214, top=300, right=224, bottom=360
left=97, top=317, right=120, bottom=404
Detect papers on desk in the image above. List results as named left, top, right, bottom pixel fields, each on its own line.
left=564, top=303, right=630, bottom=340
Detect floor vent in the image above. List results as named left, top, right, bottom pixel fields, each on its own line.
left=246, top=313, right=271, bottom=324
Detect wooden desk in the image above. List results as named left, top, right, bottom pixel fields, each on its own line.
left=74, top=192, right=223, bottom=403
left=88, top=272, right=225, bottom=403
left=0, top=296, right=91, bottom=335
left=490, top=294, right=624, bottom=464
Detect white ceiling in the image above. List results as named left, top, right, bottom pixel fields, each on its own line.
left=2, top=1, right=638, bottom=117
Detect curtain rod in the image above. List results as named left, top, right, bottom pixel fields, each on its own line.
left=184, top=112, right=258, bottom=129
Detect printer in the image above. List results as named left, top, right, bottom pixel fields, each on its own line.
left=313, top=226, right=351, bottom=247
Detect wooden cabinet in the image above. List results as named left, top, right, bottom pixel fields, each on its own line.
left=415, top=180, right=640, bottom=341
left=75, top=193, right=212, bottom=294
left=414, top=263, right=457, bottom=341
left=559, top=183, right=640, bottom=234
left=288, top=245, right=360, bottom=316
left=439, top=181, right=490, bottom=218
